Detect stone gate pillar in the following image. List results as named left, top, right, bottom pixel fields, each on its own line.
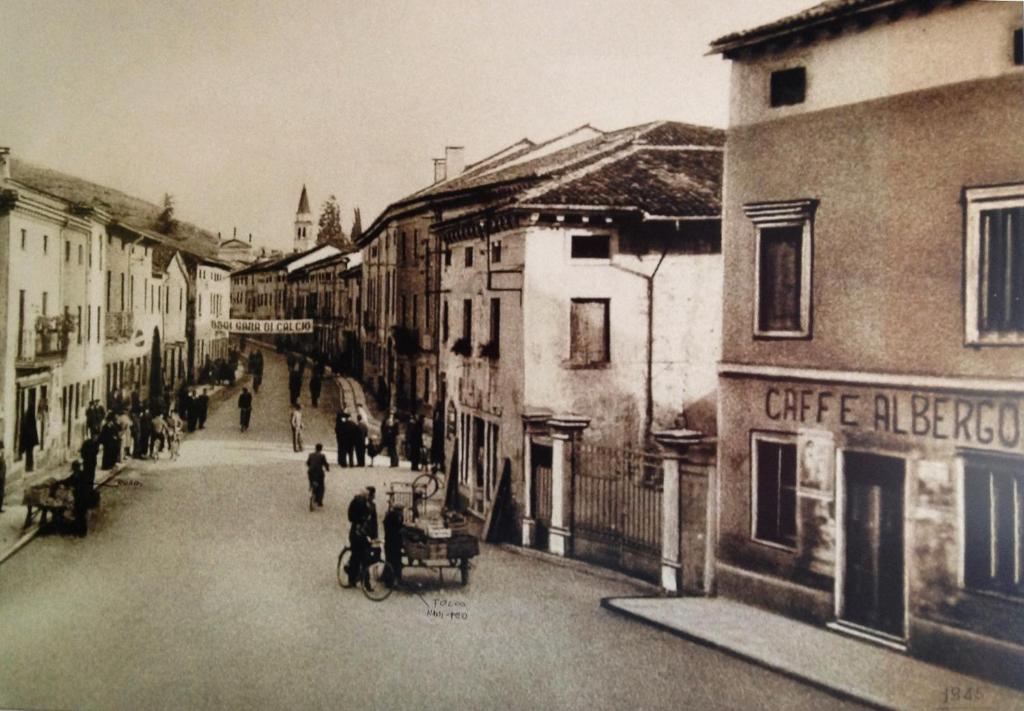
left=654, top=428, right=703, bottom=595
left=520, top=411, right=552, bottom=548
left=548, top=414, right=590, bottom=557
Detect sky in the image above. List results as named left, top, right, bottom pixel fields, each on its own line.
left=0, top=0, right=812, bottom=253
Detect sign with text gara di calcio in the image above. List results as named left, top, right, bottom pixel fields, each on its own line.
left=210, top=319, right=314, bottom=335
left=763, top=382, right=1024, bottom=455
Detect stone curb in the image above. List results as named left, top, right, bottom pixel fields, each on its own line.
left=599, top=597, right=889, bottom=710
left=496, top=543, right=662, bottom=594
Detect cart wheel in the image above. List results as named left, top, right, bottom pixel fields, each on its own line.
left=337, top=548, right=354, bottom=588
left=412, top=472, right=439, bottom=499
left=460, top=559, right=470, bottom=586
left=362, top=560, right=395, bottom=602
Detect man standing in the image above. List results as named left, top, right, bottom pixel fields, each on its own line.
left=238, top=387, right=253, bottom=432
left=309, top=370, right=322, bottom=408
left=383, top=504, right=405, bottom=583
left=70, top=461, right=91, bottom=538
left=343, top=414, right=360, bottom=468
left=253, top=350, right=264, bottom=394
left=407, top=414, right=424, bottom=472
left=334, top=411, right=349, bottom=466
left=306, top=443, right=329, bottom=508
left=355, top=413, right=368, bottom=468
left=290, top=403, right=304, bottom=452
left=186, top=389, right=199, bottom=432
left=381, top=412, right=400, bottom=468
left=364, top=486, right=379, bottom=539
left=197, top=388, right=210, bottom=430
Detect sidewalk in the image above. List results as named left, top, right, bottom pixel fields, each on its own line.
left=602, top=595, right=1024, bottom=710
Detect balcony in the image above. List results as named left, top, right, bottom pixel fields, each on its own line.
left=16, top=316, right=71, bottom=366
left=105, top=311, right=134, bottom=342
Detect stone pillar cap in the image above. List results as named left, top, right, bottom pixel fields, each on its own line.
left=653, top=428, right=704, bottom=449
left=549, top=414, right=591, bottom=431
left=522, top=408, right=554, bottom=424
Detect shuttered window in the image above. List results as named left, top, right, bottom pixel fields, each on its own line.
left=758, top=226, right=803, bottom=333
left=964, top=455, right=1024, bottom=597
left=753, top=437, right=797, bottom=547
left=569, top=299, right=609, bottom=366
left=979, top=207, right=1024, bottom=334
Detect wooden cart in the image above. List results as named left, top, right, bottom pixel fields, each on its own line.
left=401, top=529, right=479, bottom=586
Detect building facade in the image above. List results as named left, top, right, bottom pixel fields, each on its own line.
left=711, top=0, right=1024, bottom=684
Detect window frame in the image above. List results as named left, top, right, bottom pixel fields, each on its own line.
left=959, top=451, right=1024, bottom=599
left=964, top=183, right=1024, bottom=345
left=745, top=199, right=817, bottom=340
left=750, top=430, right=799, bottom=551
left=569, top=233, right=612, bottom=262
left=769, top=66, right=806, bottom=107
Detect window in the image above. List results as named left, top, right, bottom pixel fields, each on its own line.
left=569, top=298, right=609, bottom=366
left=443, top=300, right=449, bottom=342
left=65, top=241, right=71, bottom=262
left=76, top=306, right=82, bottom=344
left=964, top=454, right=1024, bottom=596
left=464, top=246, right=474, bottom=267
left=745, top=199, right=816, bottom=338
left=571, top=234, right=610, bottom=260
left=43, top=234, right=49, bottom=254
left=1015, top=28, right=1023, bottom=66
left=78, top=244, right=83, bottom=265
left=413, top=294, right=419, bottom=329
left=491, top=240, right=502, bottom=263
left=752, top=434, right=797, bottom=548
left=444, top=248, right=452, bottom=267
left=488, top=297, right=501, bottom=357
left=462, top=299, right=472, bottom=343
left=20, top=229, right=26, bottom=250
left=96, top=306, right=101, bottom=343
left=770, top=67, right=806, bottom=107
left=966, top=185, right=1024, bottom=343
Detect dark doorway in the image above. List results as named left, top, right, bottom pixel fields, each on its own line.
left=530, top=443, right=553, bottom=550
left=842, top=452, right=905, bottom=638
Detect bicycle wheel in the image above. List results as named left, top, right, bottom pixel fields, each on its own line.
left=362, top=559, right=395, bottom=601
left=412, top=472, right=439, bottom=499
left=337, top=548, right=354, bottom=588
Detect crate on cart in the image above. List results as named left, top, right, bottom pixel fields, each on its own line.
left=386, top=481, right=429, bottom=523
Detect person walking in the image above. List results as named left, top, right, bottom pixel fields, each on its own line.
left=118, top=411, right=133, bottom=462
left=149, top=411, right=167, bottom=459
left=70, top=461, right=91, bottom=538
left=20, top=405, right=39, bottom=473
left=253, top=351, right=264, bottom=394
left=355, top=413, right=368, bottom=468
left=186, top=389, right=199, bottom=432
left=135, top=409, right=152, bottom=459
left=306, top=443, right=329, bottom=508
left=100, top=415, right=118, bottom=470
left=334, top=411, right=349, bottom=466
left=167, top=411, right=183, bottom=460
left=309, top=371, right=322, bottom=408
left=407, top=413, right=424, bottom=472
left=290, top=403, right=304, bottom=452
left=342, top=414, right=360, bottom=468
left=288, top=367, right=302, bottom=407
left=381, top=413, right=400, bottom=468
left=383, top=504, right=405, bottom=584
left=197, top=388, right=210, bottom=429
left=238, top=387, right=253, bottom=432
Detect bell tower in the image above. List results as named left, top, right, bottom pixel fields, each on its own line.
left=294, top=184, right=313, bottom=253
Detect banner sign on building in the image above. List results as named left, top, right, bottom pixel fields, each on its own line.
left=210, top=319, right=314, bottom=334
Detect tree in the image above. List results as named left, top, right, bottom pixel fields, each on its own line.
left=317, top=195, right=346, bottom=246
left=157, top=193, right=177, bottom=234
left=350, top=207, right=363, bottom=242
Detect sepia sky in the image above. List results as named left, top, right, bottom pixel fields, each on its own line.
left=0, top=0, right=811, bottom=252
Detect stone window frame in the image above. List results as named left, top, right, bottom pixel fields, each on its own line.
left=750, top=430, right=799, bottom=552
left=964, top=183, right=1024, bottom=346
left=744, top=199, right=817, bottom=340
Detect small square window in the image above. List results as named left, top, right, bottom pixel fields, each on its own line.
left=770, top=67, right=806, bottom=107
left=571, top=234, right=610, bottom=259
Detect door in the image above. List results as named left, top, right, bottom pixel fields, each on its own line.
left=473, top=417, right=485, bottom=511
left=842, top=452, right=905, bottom=638
left=531, top=443, right=553, bottom=550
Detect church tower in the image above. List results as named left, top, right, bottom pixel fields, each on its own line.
left=294, top=184, right=313, bottom=253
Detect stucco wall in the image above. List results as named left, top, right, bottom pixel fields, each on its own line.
left=722, top=72, right=1024, bottom=378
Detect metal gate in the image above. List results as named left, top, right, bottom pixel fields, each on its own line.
left=530, top=443, right=553, bottom=550
left=572, top=442, right=663, bottom=582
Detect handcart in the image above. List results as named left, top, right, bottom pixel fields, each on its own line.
left=401, top=527, right=479, bottom=586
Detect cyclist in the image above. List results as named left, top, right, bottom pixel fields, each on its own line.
left=306, top=443, right=329, bottom=508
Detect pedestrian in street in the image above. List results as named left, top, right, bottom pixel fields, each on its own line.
left=80, top=433, right=100, bottom=486
left=383, top=503, right=404, bottom=584
left=408, top=413, right=424, bottom=472
left=381, top=412, right=400, bottom=468
left=364, top=486, right=379, bottom=539
left=167, top=412, right=183, bottom=460
left=290, top=403, right=304, bottom=452
left=150, top=412, right=167, bottom=459
left=431, top=402, right=445, bottom=472
left=130, top=388, right=141, bottom=415
left=355, top=413, right=368, bottom=468
left=346, top=489, right=373, bottom=585
left=238, top=387, right=253, bottom=432
left=197, top=388, right=210, bottom=429
left=177, top=384, right=190, bottom=420
left=309, top=371, right=322, bottom=408
left=0, top=440, right=7, bottom=513
left=342, top=414, right=360, bottom=467
left=253, top=351, right=264, bottom=394
left=334, top=411, right=349, bottom=466
left=70, top=461, right=91, bottom=538
left=20, top=405, right=39, bottom=473
left=100, top=415, right=119, bottom=470
left=306, top=443, right=329, bottom=508
left=289, top=369, right=302, bottom=407
left=186, top=389, right=199, bottom=432
left=135, top=409, right=152, bottom=459
left=118, top=411, right=133, bottom=462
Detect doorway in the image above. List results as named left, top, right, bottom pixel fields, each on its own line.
left=840, top=451, right=905, bottom=640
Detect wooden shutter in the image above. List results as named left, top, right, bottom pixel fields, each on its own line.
left=758, top=226, right=802, bottom=332
left=570, top=300, right=608, bottom=364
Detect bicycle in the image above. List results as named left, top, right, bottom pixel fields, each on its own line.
left=411, top=449, right=445, bottom=499
left=336, top=543, right=395, bottom=601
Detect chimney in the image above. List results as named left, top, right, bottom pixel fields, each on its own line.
left=433, top=158, right=447, bottom=184
left=445, top=146, right=465, bottom=178
left=0, top=147, right=10, bottom=180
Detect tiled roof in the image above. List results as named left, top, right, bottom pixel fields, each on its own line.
left=9, top=158, right=219, bottom=259
left=710, top=0, right=907, bottom=54
left=522, top=146, right=722, bottom=218
left=151, top=245, right=179, bottom=277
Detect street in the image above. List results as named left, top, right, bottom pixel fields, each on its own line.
left=0, top=350, right=863, bottom=711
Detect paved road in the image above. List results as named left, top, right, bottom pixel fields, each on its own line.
left=0, top=350, right=864, bottom=711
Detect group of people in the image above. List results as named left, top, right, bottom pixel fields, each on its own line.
left=247, top=350, right=265, bottom=394
left=345, top=485, right=406, bottom=588
left=334, top=411, right=369, bottom=466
